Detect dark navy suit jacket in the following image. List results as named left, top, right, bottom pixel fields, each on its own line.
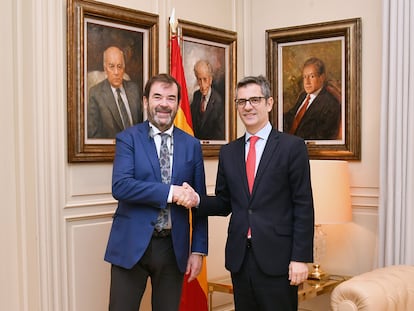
left=198, top=129, right=314, bottom=276
left=104, top=121, right=208, bottom=272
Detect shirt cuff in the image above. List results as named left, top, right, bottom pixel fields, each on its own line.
left=195, top=193, right=200, bottom=208
left=192, top=252, right=206, bottom=256
left=167, top=186, right=173, bottom=203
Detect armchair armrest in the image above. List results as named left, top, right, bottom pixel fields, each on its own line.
left=331, top=265, right=414, bottom=311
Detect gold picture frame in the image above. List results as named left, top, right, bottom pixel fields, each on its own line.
left=266, top=18, right=361, bottom=160
left=67, top=0, right=158, bottom=162
left=172, top=19, right=237, bottom=158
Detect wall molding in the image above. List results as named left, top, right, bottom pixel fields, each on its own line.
left=351, top=186, right=379, bottom=209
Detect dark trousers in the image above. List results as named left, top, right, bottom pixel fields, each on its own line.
left=231, top=246, right=298, bottom=311
left=109, top=236, right=184, bottom=311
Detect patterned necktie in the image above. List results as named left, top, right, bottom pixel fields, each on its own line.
left=246, top=136, right=259, bottom=193
left=159, top=133, right=171, bottom=184
left=289, top=94, right=311, bottom=134
left=116, top=88, right=132, bottom=129
left=155, top=133, right=171, bottom=231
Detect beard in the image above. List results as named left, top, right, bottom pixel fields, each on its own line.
left=148, top=107, right=177, bottom=130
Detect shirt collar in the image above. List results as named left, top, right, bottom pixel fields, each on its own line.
left=149, top=122, right=174, bottom=137
left=245, top=122, right=272, bottom=143
left=309, top=87, right=323, bottom=99
left=111, top=85, right=125, bottom=94
left=203, top=87, right=212, bottom=102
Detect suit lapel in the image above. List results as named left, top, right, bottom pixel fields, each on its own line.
left=301, top=88, right=329, bottom=123
left=171, top=128, right=185, bottom=184
left=124, top=81, right=140, bottom=123
left=300, top=88, right=328, bottom=123
left=251, top=129, right=279, bottom=195
left=139, top=121, right=162, bottom=181
left=104, top=79, right=124, bottom=130
left=200, top=89, right=218, bottom=128
left=200, top=96, right=213, bottom=128
left=233, top=136, right=250, bottom=197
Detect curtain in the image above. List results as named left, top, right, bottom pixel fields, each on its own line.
left=379, top=0, right=414, bottom=265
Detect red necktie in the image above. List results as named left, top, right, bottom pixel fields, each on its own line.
left=200, top=95, right=206, bottom=113
left=246, top=136, right=259, bottom=193
left=289, top=94, right=310, bottom=134
left=246, top=136, right=259, bottom=239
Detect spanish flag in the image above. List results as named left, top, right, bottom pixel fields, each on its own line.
left=170, top=15, right=208, bottom=311
left=171, top=36, right=194, bottom=135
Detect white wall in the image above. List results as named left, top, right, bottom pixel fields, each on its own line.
left=1, top=1, right=20, bottom=310
left=0, top=0, right=381, bottom=310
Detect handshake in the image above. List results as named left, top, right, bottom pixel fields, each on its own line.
left=172, top=182, right=199, bottom=209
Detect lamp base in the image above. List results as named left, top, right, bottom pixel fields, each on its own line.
left=308, top=264, right=328, bottom=280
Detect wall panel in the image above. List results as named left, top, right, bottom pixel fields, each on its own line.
left=66, top=214, right=113, bottom=311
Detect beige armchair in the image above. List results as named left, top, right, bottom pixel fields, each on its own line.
left=331, top=265, right=414, bottom=311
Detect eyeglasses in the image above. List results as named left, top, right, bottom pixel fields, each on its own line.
left=234, top=96, right=266, bottom=107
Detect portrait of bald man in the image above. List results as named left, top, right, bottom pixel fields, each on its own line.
left=87, top=46, right=143, bottom=139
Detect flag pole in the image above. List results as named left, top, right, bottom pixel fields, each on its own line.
left=169, top=9, right=208, bottom=311
left=169, top=8, right=178, bottom=35
left=169, top=9, right=176, bottom=72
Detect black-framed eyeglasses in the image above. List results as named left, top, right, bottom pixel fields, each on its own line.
left=234, top=96, right=266, bottom=107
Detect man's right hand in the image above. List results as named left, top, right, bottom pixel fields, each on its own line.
left=172, top=183, right=199, bottom=209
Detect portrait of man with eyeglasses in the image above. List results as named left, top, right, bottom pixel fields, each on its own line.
left=283, top=57, right=341, bottom=140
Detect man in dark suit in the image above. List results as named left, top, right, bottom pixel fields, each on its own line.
left=284, top=57, right=341, bottom=140
left=87, top=46, right=142, bottom=139
left=183, top=75, right=314, bottom=311
left=104, top=74, right=208, bottom=311
left=190, top=60, right=225, bottom=140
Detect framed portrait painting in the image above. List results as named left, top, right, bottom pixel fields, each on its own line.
left=67, top=0, right=158, bottom=162
left=172, top=19, right=237, bottom=158
left=266, top=18, right=361, bottom=160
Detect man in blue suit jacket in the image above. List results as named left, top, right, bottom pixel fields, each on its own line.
left=105, top=74, right=208, bottom=311
left=182, top=76, right=314, bottom=311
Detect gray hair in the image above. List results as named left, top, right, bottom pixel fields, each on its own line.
left=235, top=75, right=271, bottom=98
left=194, top=59, right=213, bottom=77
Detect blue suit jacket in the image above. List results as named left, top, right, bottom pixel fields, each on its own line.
left=104, top=121, right=208, bottom=272
left=198, top=129, right=314, bottom=276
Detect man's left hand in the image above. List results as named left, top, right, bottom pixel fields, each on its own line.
left=288, top=261, right=309, bottom=285
left=185, top=254, right=204, bottom=282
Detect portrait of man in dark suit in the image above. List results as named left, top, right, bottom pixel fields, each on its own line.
left=283, top=57, right=341, bottom=140
left=190, top=60, right=225, bottom=141
left=87, top=46, right=143, bottom=139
